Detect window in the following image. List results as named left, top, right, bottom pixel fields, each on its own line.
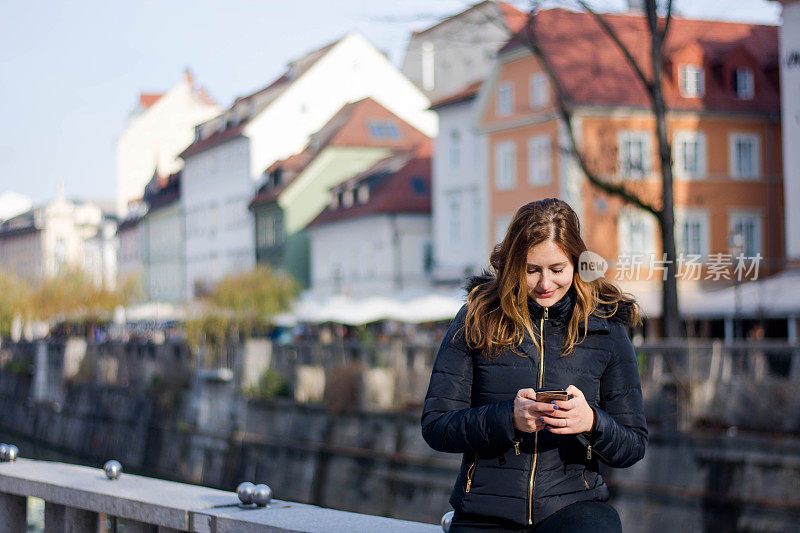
left=494, top=214, right=513, bottom=245
left=679, top=64, right=704, bottom=97
left=257, top=214, right=274, bottom=247
left=618, top=131, right=650, bottom=179
left=676, top=209, right=710, bottom=259
left=449, top=200, right=461, bottom=247
left=368, top=121, right=400, bottom=140
left=449, top=129, right=461, bottom=171
left=729, top=133, right=760, bottom=178
left=527, top=135, right=551, bottom=186
left=673, top=131, right=707, bottom=179
left=494, top=141, right=516, bottom=190
left=423, top=242, right=433, bottom=274
left=733, top=68, right=754, bottom=99
left=618, top=208, right=657, bottom=257
left=357, top=184, right=369, bottom=204
left=497, top=82, right=514, bottom=117
left=529, top=73, right=549, bottom=109
left=410, top=176, right=428, bottom=195
left=729, top=212, right=762, bottom=257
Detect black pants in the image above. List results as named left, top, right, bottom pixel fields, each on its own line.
left=449, top=501, right=622, bottom=533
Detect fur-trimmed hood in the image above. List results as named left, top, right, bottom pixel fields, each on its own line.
left=462, top=269, right=635, bottom=326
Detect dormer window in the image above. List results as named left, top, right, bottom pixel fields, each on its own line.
left=343, top=188, right=355, bottom=208
left=368, top=121, right=400, bottom=140
left=357, top=184, right=369, bottom=204
left=330, top=190, right=340, bottom=210
left=194, top=125, right=201, bottom=142
left=679, top=64, right=704, bottom=98
left=733, top=68, right=753, bottom=99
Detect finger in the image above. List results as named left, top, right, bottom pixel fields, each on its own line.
left=545, top=425, right=579, bottom=435
left=517, top=388, right=537, bottom=400
left=531, top=401, right=558, bottom=412
left=566, top=384, right=583, bottom=398
left=553, top=398, right=576, bottom=410
left=538, top=415, right=570, bottom=426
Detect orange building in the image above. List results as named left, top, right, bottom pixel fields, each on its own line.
left=476, top=9, right=782, bottom=319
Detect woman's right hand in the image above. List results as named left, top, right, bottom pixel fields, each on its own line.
left=513, top=388, right=547, bottom=433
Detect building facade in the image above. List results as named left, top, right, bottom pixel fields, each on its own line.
left=0, top=191, right=117, bottom=287
left=477, top=9, right=783, bottom=317
left=306, top=147, right=433, bottom=298
left=249, top=97, right=431, bottom=288
left=116, top=70, right=219, bottom=216
left=779, top=0, right=800, bottom=266
left=180, top=32, right=436, bottom=299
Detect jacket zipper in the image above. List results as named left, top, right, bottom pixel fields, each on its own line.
left=465, top=454, right=477, bottom=492
left=582, top=470, right=590, bottom=489
left=528, top=306, right=548, bottom=525
left=586, top=444, right=609, bottom=462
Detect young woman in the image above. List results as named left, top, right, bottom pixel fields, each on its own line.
left=422, top=198, right=647, bottom=532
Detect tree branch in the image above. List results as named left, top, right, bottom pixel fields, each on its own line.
left=575, top=0, right=653, bottom=92
left=521, top=13, right=660, bottom=217
left=661, top=0, right=674, bottom=41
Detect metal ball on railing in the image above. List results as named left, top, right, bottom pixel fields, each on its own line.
left=252, top=484, right=272, bottom=507
left=0, top=444, right=8, bottom=462
left=237, top=482, right=256, bottom=505
left=441, top=510, right=454, bottom=533
left=5, top=445, right=18, bottom=463
left=103, top=460, right=122, bottom=480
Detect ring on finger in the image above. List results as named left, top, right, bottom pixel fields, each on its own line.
left=562, top=419, right=568, bottom=428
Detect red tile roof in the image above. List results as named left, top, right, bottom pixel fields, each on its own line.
left=430, top=79, right=484, bottom=109
left=498, top=9, right=779, bottom=112
left=139, top=93, right=164, bottom=109
left=250, top=97, right=431, bottom=209
left=307, top=144, right=432, bottom=228
left=498, top=1, right=528, bottom=34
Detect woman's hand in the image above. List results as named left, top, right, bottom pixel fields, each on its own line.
left=537, top=385, right=595, bottom=434
left=513, top=388, right=547, bottom=433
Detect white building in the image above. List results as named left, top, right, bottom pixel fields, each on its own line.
left=400, top=1, right=526, bottom=102
left=403, top=1, right=525, bottom=283
left=0, top=189, right=117, bottom=287
left=306, top=149, right=433, bottom=298
left=116, top=204, right=146, bottom=293
left=141, top=172, right=185, bottom=302
left=779, top=0, right=800, bottom=266
left=116, top=70, right=220, bottom=216
left=180, top=32, right=436, bottom=299
left=0, top=192, right=32, bottom=222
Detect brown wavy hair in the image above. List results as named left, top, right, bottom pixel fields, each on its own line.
left=463, top=198, right=641, bottom=359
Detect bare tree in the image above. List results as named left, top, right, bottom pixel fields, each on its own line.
left=518, top=0, right=681, bottom=337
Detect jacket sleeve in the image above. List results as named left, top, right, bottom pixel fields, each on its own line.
left=588, top=320, right=648, bottom=467
left=420, top=304, right=516, bottom=455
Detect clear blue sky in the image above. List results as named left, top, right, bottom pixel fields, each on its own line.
left=0, top=0, right=782, bottom=206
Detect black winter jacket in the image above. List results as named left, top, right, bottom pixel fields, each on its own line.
left=421, top=276, right=647, bottom=527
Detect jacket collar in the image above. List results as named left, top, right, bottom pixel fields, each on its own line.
left=526, top=284, right=609, bottom=334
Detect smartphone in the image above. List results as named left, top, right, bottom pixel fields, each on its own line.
left=535, top=388, right=570, bottom=403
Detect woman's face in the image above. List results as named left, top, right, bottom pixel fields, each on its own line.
left=526, top=240, right=574, bottom=307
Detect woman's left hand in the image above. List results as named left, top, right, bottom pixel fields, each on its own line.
left=536, top=385, right=594, bottom=434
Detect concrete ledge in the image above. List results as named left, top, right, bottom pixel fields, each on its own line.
left=0, top=458, right=440, bottom=532
left=195, top=501, right=440, bottom=532
left=0, top=459, right=234, bottom=529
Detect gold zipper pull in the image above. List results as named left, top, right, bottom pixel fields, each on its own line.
left=544, top=306, right=549, bottom=320
left=587, top=445, right=592, bottom=460
left=466, top=478, right=472, bottom=491
left=514, top=441, right=521, bottom=455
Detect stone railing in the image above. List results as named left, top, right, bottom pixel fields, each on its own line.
left=0, top=458, right=440, bottom=532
